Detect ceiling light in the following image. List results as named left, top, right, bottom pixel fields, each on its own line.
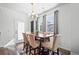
left=30, top=3, right=38, bottom=20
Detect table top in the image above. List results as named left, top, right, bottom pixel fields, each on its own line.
left=35, top=34, right=53, bottom=41
left=37, top=34, right=53, bottom=38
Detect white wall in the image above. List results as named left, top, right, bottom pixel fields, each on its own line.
left=58, top=4, right=71, bottom=50
left=0, top=7, right=30, bottom=47
left=39, top=3, right=79, bottom=54
left=58, top=4, right=79, bottom=54
left=0, top=3, right=79, bottom=54
left=69, top=4, right=79, bottom=54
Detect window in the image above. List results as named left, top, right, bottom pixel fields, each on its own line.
left=39, top=15, right=47, bottom=32
left=46, top=13, right=54, bottom=32
left=38, top=10, right=58, bottom=34
left=38, top=14, right=54, bottom=32
left=37, top=16, right=43, bottom=32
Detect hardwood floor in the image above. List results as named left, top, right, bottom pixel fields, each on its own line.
left=16, top=42, right=71, bottom=55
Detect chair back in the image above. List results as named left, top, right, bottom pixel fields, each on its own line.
left=27, top=34, right=35, bottom=46
left=48, top=36, right=54, bottom=48
left=22, top=33, right=28, bottom=44
left=52, top=34, right=60, bottom=51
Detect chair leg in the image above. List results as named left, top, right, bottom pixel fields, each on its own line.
left=29, top=46, right=31, bottom=55
left=37, top=48, right=39, bottom=55
left=57, top=48, right=59, bottom=55
left=47, top=49, right=49, bottom=55
left=42, top=47, right=44, bottom=55
left=52, top=51, right=55, bottom=55
left=26, top=44, right=28, bottom=54
left=38, top=47, right=40, bottom=55
left=34, top=49, right=36, bottom=55
left=23, top=43, right=25, bottom=50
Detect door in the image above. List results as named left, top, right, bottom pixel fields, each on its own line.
left=18, top=22, right=25, bottom=41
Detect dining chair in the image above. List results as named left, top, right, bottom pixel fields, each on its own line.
left=22, top=33, right=29, bottom=54
left=27, top=34, right=40, bottom=55
left=42, top=34, right=60, bottom=55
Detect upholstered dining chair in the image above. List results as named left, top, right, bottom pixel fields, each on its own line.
left=27, top=34, right=40, bottom=55
left=22, top=33, right=29, bottom=54
left=42, top=34, right=60, bottom=55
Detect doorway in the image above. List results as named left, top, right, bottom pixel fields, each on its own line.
left=18, top=22, right=25, bottom=41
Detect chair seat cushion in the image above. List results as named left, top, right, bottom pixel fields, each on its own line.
left=42, top=42, right=53, bottom=51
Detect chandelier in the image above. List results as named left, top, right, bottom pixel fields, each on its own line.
left=31, top=3, right=38, bottom=20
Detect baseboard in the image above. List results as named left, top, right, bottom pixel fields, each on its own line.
left=59, top=47, right=71, bottom=55
left=71, top=52, right=78, bottom=55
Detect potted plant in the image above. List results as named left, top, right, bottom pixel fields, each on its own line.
left=36, top=30, right=39, bottom=35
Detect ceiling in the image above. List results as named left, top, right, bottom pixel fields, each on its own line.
left=0, top=3, right=59, bottom=15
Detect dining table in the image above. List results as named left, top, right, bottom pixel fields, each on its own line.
left=35, top=33, right=53, bottom=54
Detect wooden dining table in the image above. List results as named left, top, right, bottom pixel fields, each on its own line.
left=35, top=33, right=53, bottom=54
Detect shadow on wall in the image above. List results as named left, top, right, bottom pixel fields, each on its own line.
left=4, top=38, right=15, bottom=47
